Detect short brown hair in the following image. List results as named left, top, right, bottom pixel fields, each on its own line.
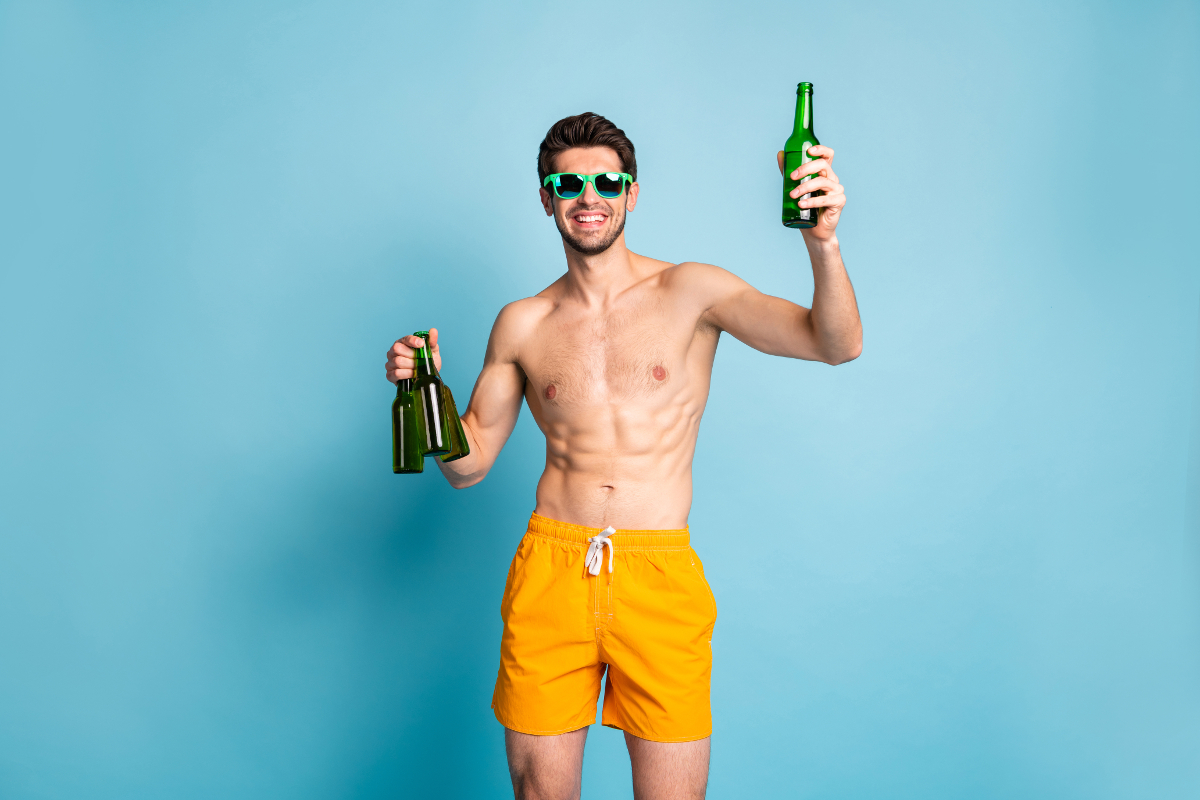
left=537, top=112, right=637, bottom=186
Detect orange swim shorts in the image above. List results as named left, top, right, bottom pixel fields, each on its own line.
left=491, top=513, right=718, bottom=743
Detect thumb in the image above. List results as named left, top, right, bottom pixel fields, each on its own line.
left=777, top=151, right=785, bottom=177
left=428, top=327, right=439, bottom=352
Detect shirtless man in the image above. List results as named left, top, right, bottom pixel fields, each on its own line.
left=385, top=112, right=860, bottom=800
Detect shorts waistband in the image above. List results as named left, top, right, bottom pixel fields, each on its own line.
left=526, top=512, right=690, bottom=551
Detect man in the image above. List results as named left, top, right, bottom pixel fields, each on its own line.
left=385, top=112, right=860, bottom=800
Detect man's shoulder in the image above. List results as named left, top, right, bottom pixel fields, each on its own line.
left=496, top=285, right=559, bottom=328
left=667, top=260, right=731, bottom=280
left=626, top=253, right=730, bottom=288
left=658, top=260, right=746, bottom=301
left=487, top=288, right=559, bottom=358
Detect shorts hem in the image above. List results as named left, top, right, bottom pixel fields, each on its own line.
left=493, top=708, right=596, bottom=736
left=601, top=721, right=713, bottom=743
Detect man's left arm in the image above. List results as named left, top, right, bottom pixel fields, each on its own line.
left=700, top=144, right=861, bottom=365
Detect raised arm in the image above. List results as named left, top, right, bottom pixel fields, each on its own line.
left=700, top=144, right=861, bottom=364
left=384, top=304, right=529, bottom=489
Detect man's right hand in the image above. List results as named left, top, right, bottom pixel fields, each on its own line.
left=385, top=328, right=442, bottom=384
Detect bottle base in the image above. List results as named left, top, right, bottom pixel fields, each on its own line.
left=783, top=219, right=818, bottom=229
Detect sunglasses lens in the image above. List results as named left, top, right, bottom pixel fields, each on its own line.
left=554, top=174, right=584, bottom=198
left=594, top=173, right=625, bottom=198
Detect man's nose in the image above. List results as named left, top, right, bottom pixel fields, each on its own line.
left=580, top=180, right=602, bottom=205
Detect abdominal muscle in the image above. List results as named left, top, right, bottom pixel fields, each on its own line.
left=529, top=387, right=704, bottom=531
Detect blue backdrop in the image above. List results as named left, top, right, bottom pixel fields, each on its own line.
left=2, top=1, right=1198, bottom=797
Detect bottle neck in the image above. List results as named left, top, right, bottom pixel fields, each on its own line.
left=792, top=89, right=814, bottom=136
left=414, top=341, right=439, bottom=380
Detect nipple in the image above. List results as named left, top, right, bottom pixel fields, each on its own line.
left=652, top=365, right=667, bottom=381
left=545, top=384, right=557, bottom=400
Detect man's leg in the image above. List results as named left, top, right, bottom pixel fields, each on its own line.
left=625, top=733, right=710, bottom=800
left=504, top=726, right=589, bottom=800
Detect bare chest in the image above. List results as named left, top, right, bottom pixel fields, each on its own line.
left=523, top=314, right=679, bottom=408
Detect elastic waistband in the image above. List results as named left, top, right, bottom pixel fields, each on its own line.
left=526, top=512, right=690, bottom=551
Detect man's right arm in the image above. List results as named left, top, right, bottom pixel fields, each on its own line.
left=384, top=303, right=531, bottom=489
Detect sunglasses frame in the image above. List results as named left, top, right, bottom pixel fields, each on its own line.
left=542, top=172, right=634, bottom=200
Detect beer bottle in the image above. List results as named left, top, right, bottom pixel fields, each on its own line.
left=410, top=331, right=470, bottom=462
left=392, top=378, right=425, bottom=473
left=438, top=384, right=471, bottom=463
left=782, top=81, right=821, bottom=229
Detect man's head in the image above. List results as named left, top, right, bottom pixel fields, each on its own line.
left=537, top=113, right=639, bottom=256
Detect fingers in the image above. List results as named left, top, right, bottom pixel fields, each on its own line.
left=386, top=338, right=415, bottom=384
left=400, top=334, right=427, bottom=350
left=798, top=181, right=847, bottom=210
left=776, top=150, right=785, bottom=176
left=388, top=340, right=414, bottom=360
left=798, top=189, right=847, bottom=209
left=386, top=345, right=414, bottom=382
left=387, top=351, right=415, bottom=368
left=386, top=366, right=414, bottom=384
left=796, top=146, right=844, bottom=240
left=789, top=158, right=839, bottom=184
left=788, top=176, right=841, bottom=199
left=388, top=338, right=417, bottom=358
left=807, top=144, right=834, bottom=164
left=386, top=355, right=415, bottom=382
left=384, top=329, right=443, bottom=384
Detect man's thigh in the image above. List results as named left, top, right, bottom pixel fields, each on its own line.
left=504, top=726, right=589, bottom=800
left=625, top=733, right=710, bottom=800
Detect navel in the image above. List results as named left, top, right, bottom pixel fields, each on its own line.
left=652, top=365, right=667, bottom=381
left=545, top=384, right=557, bottom=400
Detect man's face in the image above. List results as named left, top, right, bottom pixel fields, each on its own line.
left=540, top=146, right=639, bottom=256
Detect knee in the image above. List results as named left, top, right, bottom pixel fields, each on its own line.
left=510, top=772, right=580, bottom=800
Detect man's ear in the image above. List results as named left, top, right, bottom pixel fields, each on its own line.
left=539, top=187, right=554, bottom=216
left=626, top=182, right=639, bottom=212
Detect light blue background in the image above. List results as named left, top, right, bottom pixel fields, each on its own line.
left=2, top=1, right=1198, bottom=797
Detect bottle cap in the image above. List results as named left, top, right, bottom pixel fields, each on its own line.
left=413, top=330, right=430, bottom=339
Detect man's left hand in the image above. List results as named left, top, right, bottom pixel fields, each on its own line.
left=776, top=145, right=845, bottom=243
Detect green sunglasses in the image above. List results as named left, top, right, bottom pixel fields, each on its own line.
left=543, top=171, right=633, bottom=199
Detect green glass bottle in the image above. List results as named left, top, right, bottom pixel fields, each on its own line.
left=392, top=378, right=425, bottom=473
left=410, top=331, right=470, bottom=462
left=438, top=384, right=471, bottom=463
left=782, top=81, right=821, bottom=229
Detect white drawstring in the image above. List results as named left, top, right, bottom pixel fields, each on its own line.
left=585, top=527, right=616, bottom=575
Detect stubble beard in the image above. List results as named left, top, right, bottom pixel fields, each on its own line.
left=554, top=204, right=627, bottom=256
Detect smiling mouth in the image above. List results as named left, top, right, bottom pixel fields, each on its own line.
left=573, top=212, right=607, bottom=227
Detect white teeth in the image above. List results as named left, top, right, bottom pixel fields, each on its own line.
left=576, top=215, right=604, bottom=223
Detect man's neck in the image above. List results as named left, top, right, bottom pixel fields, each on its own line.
left=560, top=234, right=644, bottom=307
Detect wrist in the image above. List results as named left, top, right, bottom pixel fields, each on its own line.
left=803, top=233, right=839, bottom=255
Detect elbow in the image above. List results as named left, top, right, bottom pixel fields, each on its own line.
left=823, top=335, right=862, bottom=365
left=444, top=457, right=490, bottom=489
left=447, top=469, right=485, bottom=490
